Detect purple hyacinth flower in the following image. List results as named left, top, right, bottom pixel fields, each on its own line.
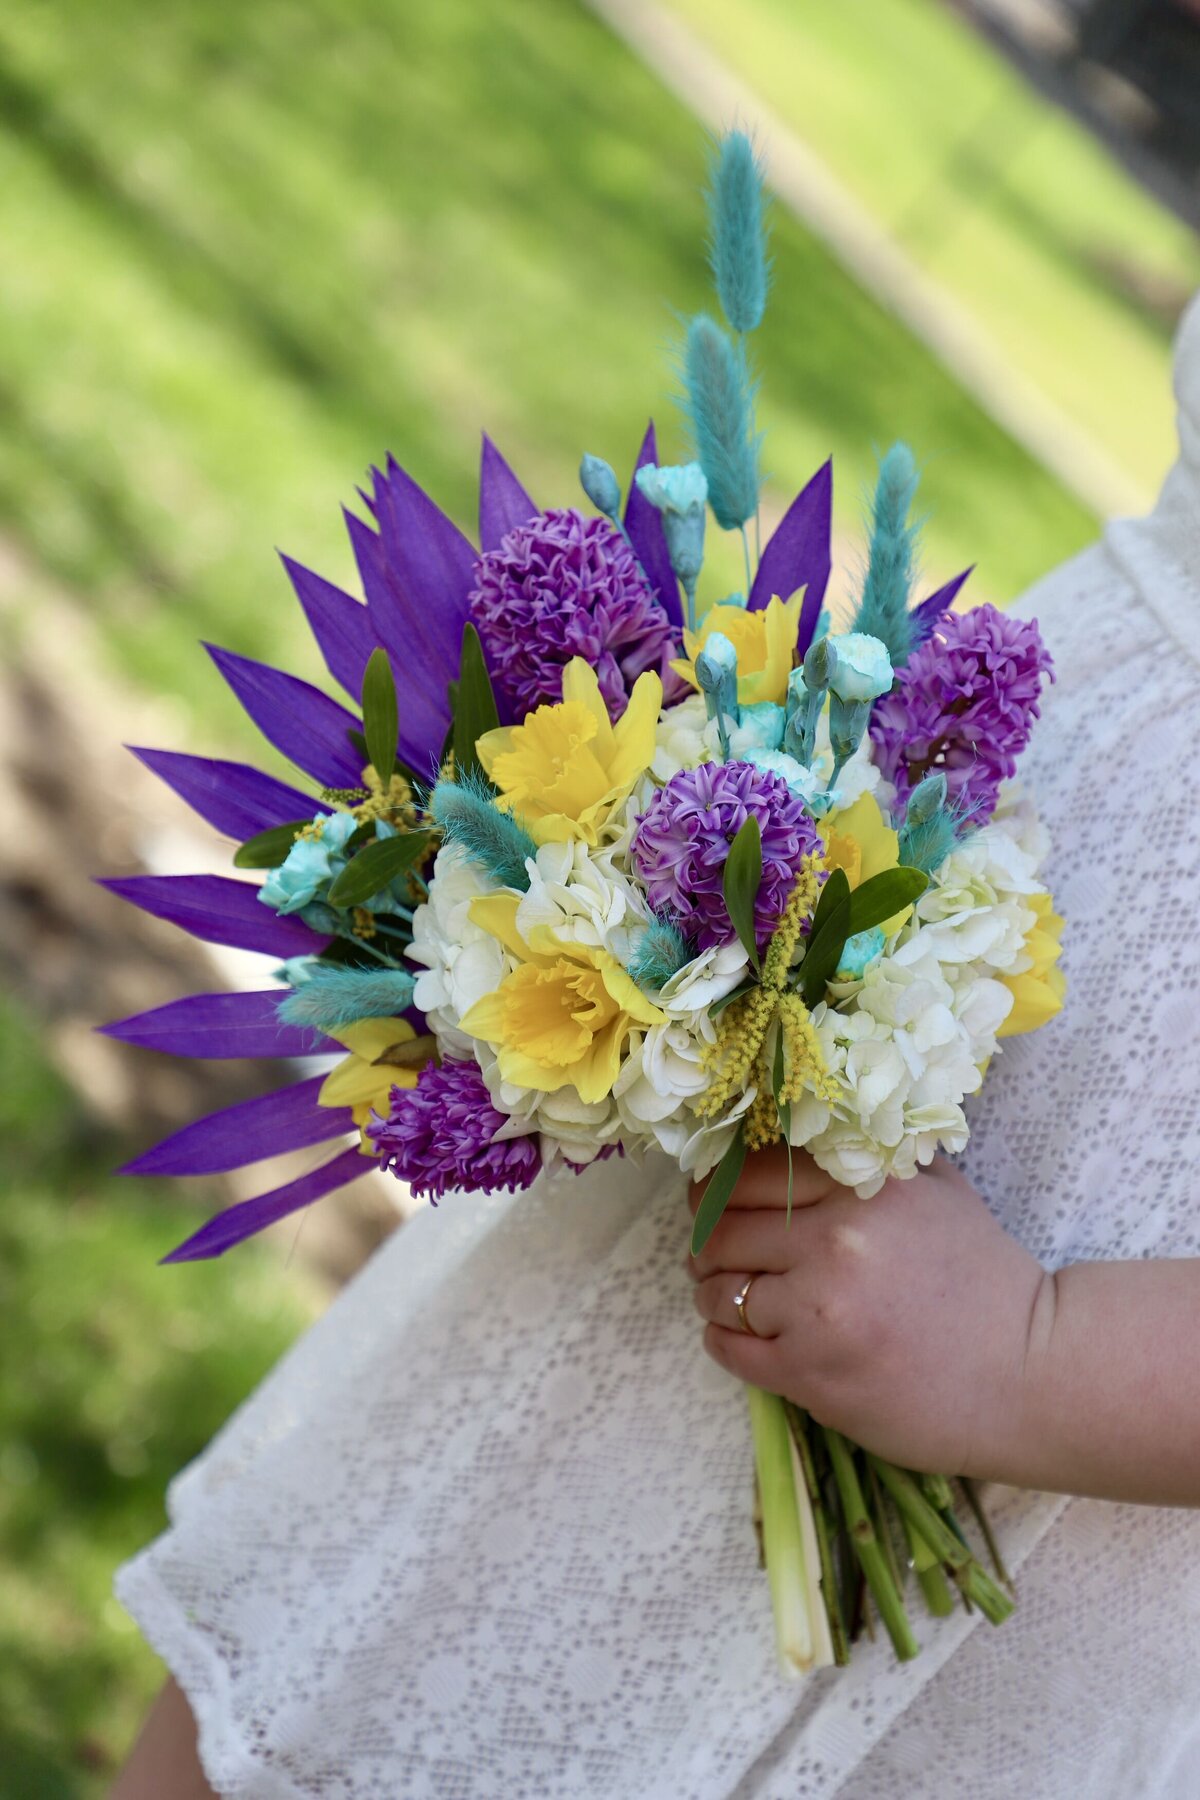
left=469, top=507, right=684, bottom=721
left=632, top=761, right=821, bottom=952
left=368, top=1060, right=541, bottom=1201
left=870, top=605, right=1053, bottom=820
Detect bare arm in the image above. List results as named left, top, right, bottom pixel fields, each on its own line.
left=109, top=1678, right=218, bottom=1800
left=689, top=1147, right=1200, bottom=1507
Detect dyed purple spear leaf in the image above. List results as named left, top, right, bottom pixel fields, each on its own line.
left=909, top=567, right=974, bottom=646
left=281, top=554, right=380, bottom=702
left=343, top=506, right=455, bottom=768
left=204, top=645, right=364, bottom=788
left=624, top=420, right=683, bottom=631
left=97, top=875, right=327, bottom=958
left=120, top=1073, right=353, bottom=1177
left=162, top=1145, right=369, bottom=1262
left=100, top=990, right=338, bottom=1060
left=479, top=434, right=536, bottom=551
left=363, top=456, right=476, bottom=679
left=128, top=748, right=324, bottom=841
left=749, top=459, right=833, bottom=661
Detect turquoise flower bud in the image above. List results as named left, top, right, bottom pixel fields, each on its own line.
left=827, top=694, right=872, bottom=774
left=836, top=925, right=886, bottom=981
left=825, top=632, right=893, bottom=705
left=272, top=956, right=319, bottom=986
left=802, top=635, right=833, bottom=693
left=783, top=648, right=826, bottom=766
left=905, top=771, right=948, bottom=826
left=635, top=460, right=708, bottom=586
left=695, top=628, right=739, bottom=758
left=579, top=452, right=622, bottom=518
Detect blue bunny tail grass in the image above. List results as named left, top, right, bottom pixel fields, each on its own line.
left=898, top=795, right=979, bottom=876
left=707, top=130, right=770, bottom=335
left=278, top=964, right=416, bottom=1030
left=430, top=770, right=537, bottom=891
left=682, top=313, right=760, bottom=531
left=627, top=914, right=693, bottom=989
left=851, top=442, right=921, bottom=668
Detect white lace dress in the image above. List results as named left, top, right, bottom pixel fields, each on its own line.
left=117, top=299, right=1200, bottom=1799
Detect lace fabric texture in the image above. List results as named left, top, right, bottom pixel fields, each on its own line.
left=117, top=299, right=1200, bottom=1798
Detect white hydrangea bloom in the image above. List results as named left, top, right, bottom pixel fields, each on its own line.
left=408, top=845, right=511, bottom=1058
left=795, top=946, right=1000, bottom=1198
left=899, top=823, right=1044, bottom=980
left=517, top=837, right=650, bottom=964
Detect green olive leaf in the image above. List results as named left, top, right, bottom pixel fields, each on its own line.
left=232, top=821, right=309, bottom=868
left=361, top=647, right=399, bottom=784
left=690, top=1122, right=748, bottom=1257
left=326, top=831, right=431, bottom=909
left=723, top=815, right=763, bottom=978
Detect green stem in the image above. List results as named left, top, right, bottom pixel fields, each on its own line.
left=960, top=1477, right=1013, bottom=1589
left=739, top=523, right=753, bottom=597
left=866, top=1458, right=1013, bottom=1626
left=785, top=1406, right=849, bottom=1665
left=865, top=1455, right=906, bottom=1597
left=748, top=1389, right=817, bottom=1673
left=900, top=1512, right=955, bottom=1618
left=920, top=1472, right=954, bottom=1512
left=682, top=574, right=698, bottom=636
left=822, top=1429, right=919, bottom=1661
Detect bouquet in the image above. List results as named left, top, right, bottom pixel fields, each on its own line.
left=105, top=133, right=1064, bottom=1673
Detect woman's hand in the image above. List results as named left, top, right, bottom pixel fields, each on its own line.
left=688, top=1146, right=1048, bottom=1479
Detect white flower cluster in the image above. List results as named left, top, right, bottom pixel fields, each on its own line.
left=791, top=792, right=1054, bottom=1196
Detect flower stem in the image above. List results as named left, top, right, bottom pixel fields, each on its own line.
left=900, top=1512, right=956, bottom=1617
left=822, top=1428, right=919, bottom=1661
left=866, top=1457, right=1013, bottom=1626
left=960, top=1477, right=1013, bottom=1589
left=747, top=1389, right=818, bottom=1674
left=785, top=1405, right=849, bottom=1665
left=739, top=524, right=753, bottom=597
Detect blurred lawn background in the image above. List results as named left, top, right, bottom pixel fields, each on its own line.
left=0, top=0, right=1192, bottom=1790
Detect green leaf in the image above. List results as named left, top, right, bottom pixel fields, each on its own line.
left=232, top=821, right=309, bottom=868
left=800, top=867, right=852, bottom=1005
left=771, top=1030, right=794, bottom=1224
left=361, top=647, right=398, bottom=784
left=710, top=976, right=756, bottom=1017
left=723, top=815, right=763, bottom=977
left=690, top=1123, right=747, bottom=1257
left=327, top=831, right=431, bottom=909
left=347, top=726, right=369, bottom=763
left=452, top=624, right=500, bottom=782
left=846, top=866, right=928, bottom=936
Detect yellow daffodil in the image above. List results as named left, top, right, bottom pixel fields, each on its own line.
left=671, top=593, right=804, bottom=707
left=317, top=1016, right=435, bottom=1146
left=476, top=657, right=661, bottom=846
left=459, top=893, right=665, bottom=1104
left=998, top=893, right=1066, bottom=1037
left=818, top=792, right=914, bottom=940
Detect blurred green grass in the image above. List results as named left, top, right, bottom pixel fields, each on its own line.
left=0, top=0, right=1097, bottom=767
left=0, top=992, right=315, bottom=1796
left=667, top=0, right=1199, bottom=501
